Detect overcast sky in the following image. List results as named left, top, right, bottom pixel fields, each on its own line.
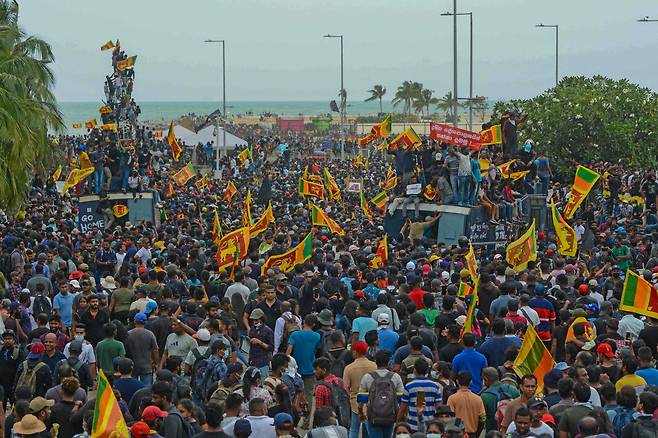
left=19, top=0, right=658, bottom=102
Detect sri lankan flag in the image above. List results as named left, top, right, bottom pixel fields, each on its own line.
left=212, top=209, right=223, bottom=244
left=216, top=227, right=250, bottom=271
left=506, top=219, right=537, bottom=272
left=112, top=204, right=128, bottom=218
left=371, top=114, right=392, bottom=138
left=621, top=270, right=658, bottom=319
left=250, top=201, right=275, bottom=238
left=224, top=180, right=238, bottom=203
left=310, top=203, right=344, bottom=235
left=323, top=168, right=341, bottom=201
left=479, top=124, right=502, bottom=145
left=51, top=165, right=62, bottom=181
left=422, top=183, right=437, bottom=201
left=360, top=191, right=373, bottom=221
left=172, top=163, right=196, bottom=186
left=101, top=123, right=117, bottom=132
left=62, top=167, right=95, bottom=193
left=465, top=242, right=479, bottom=283
left=562, top=165, right=600, bottom=219
left=513, top=324, right=556, bottom=393
left=166, top=182, right=175, bottom=198
left=550, top=199, right=577, bottom=257
left=462, top=284, right=479, bottom=337
left=72, top=123, right=82, bottom=129
left=261, top=232, right=313, bottom=275
left=85, top=119, right=97, bottom=129
left=389, top=127, right=422, bottom=151
left=99, top=106, right=112, bottom=114
left=238, top=147, right=253, bottom=163
left=354, top=154, right=365, bottom=168
left=117, top=55, right=137, bottom=71
left=370, top=191, right=388, bottom=210
left=298, top=178, right=325, bottom=199
left=358, top=133, right=377, bottom=147
left=369, top=235, right=388, bottom=268
left=92, top=370, right=129, bottom=438
left=510, top=170, right=530, bottom=181
left=457, top=282, right=474, bottom=299
left=195, top=174, right=208, bottom=190
left=242, top=190, right=253, bottom=227
left=497, top=159, right=517, bottom=178
left=100, top=40, right=115, bottom=51
left=168, top=121, right=182, bottom=161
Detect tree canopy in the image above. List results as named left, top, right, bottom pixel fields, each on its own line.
left=491, top=75, right=658, bottom=168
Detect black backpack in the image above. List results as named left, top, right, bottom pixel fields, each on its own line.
left=324, top=348, right=352, bottom=379
left=33, top=294, right=52, bottom=317
left=189, top=348, right=211, bottom=402
left=366, top=371, right=398, bottom=426
left=316, top=378, right=352, bottom=429
left=168, top=411, right=195, bottom=438
left=627, top=418, right=658, bottom=438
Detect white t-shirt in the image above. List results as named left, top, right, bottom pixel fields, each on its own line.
left=507, top=420, right=554, bottom=438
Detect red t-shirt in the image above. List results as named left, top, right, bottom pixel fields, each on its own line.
left=408, top=288, right=427, bottom=310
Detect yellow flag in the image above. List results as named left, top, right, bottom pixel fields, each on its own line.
left=242, top=190, right=253, bottom=227
left=62, top=167, right=95, bottom=193
left=51, top=165, right=62, bottom=181
left=550, top=199, right=577, bottom=257
left=506, top=219, right=537, bottom=272
left=79, top=151, right=93, bottom=170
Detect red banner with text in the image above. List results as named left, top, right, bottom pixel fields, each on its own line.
left=429, top=122, right=483, bottom=150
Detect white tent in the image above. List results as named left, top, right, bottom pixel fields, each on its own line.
left=174, top=124, right=247, bottom=150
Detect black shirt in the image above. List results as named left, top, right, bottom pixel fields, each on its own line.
left=639, top=325, right=658, bottom=357
left=439, top=342, right=464, bottom=364
left=78, top=309, right=110, bottom=346
left=48, top=400, right=83, bottom=438
left=145, top=316, right=172, bottom=356
left=257, top=299, right=282, bottom=331
left=192, top=432, right=231, bottom=438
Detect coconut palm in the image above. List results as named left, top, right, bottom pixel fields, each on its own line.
left=436, top=91, right=460, bottom=124
left=392, top=81, right=423, bottom=120
left=364, top=85, right=386, bottom=115
left=413, top=88, right=439, bottom=117
left=472, top=95, right=489, bottom=122
left=0, top=0, right=63, bottom=210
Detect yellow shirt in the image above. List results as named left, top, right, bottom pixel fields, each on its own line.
left=447, top=388, right=486, bottom=433
left=615, top=373, right=647, bottom=395
left=342, top=357, right=377, bottom=413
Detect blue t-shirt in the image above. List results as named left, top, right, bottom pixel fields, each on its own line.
left=377, top=328, right=400, bottom=354
left=452, top=348, right=488, bottom=393
left=53, top=293, right=76, bottom=327
left=289, top=329, right=321, bottom=377
left=352, top=317, right=377, bottom=342
left=478, top=336, right=522, bottom=367
left=637, top=367, right=658, bottom=386
left=114, top=376, right=145, bottom=404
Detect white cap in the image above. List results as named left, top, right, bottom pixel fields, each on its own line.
left=406, top=261, right=416, bottom=271
left=196, top=329, right=211, bottom=342
left=377, top=313, right=390, bottom=325
left=456, top=315, right=467, bottom=327
left=69, top=280, right=80, bottom=289
left=441, top=271, right=450, bottom=279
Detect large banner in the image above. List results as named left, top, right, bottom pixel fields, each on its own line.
left=430, top=122, right=483, bottom=150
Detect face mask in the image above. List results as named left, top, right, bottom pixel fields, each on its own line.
left=430, top=370, right=439, bottom=380
left=396, top=434, right=411, bottom=438
left=254, top=322, right=263, bottom=329
left=74, top=335, right=84, bottom=342
left=427, top=434, right=442, bottom=438
left=524, top=143, right=532, bottom=152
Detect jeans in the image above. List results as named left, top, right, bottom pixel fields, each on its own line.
left=94, top=167, right=104, bottom=194
left=350, top=412, right=368, bottom=438
left=538, top=175, right=550, bottom=195
left=121, top=167, right=130, bottom=191
left=365, top=421, right=393, bottom=438
left=302, top=374, right=317, bottom=428
left=449, top=174, right=459, bottom=204
left=259, top=365, right=270, bottom=383
left=136, top=373, right=153, bottom=387
left=470, top=180, right=481, bottom=206
left=458, top=175, right=471, bottom=206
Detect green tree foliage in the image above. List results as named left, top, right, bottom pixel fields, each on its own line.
left=0, top=0, right=63, bottom=210
left=364, top=84, right=386, bottom=115
left=490, top=76, right=658, bottom=168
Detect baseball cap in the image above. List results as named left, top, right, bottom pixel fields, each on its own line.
left=29, top=397, right=54, bottom=413
left=455, top=315, right=467, bottom=327
left=554, top=362, right=570, bottom=371
left=27, top=342, right=45, bottom=360
left=406, top=261, right=416, bottom=271
left=141, top=405, right=169, bottom=421
left=441, top=271, right=450, bottom=279
left=422, top=264, right=432, bottom=276
left=273, top=413, right=294, bottom=429
left=377, top=313, right=390, bottom=325
left=68, top=280, right=81, bottom=289
left=69, top=340, right=83, bottom=353
left=353, top=341, right=368, bottom=355
left=596, top=343, right=615, bottom=359
left=134, top=312, right=148, bottom=323
left=528, top=397, right=548, bottom=409
left=195, top=328, right=211, bottom=342
left=129, top=422, right=150, bottom=438
left=144, top=300, right=158, bottom=315
left=234, top=419, right=252, bottom=436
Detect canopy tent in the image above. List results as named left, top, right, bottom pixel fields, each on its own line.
left=173, top=124, right=247, bottom=149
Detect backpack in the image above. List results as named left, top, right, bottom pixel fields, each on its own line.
left=613, top=407, right=637, bottom=437
left=483, top=383, right=515, bottom=430
left=168, top=411, right=195, bottom=438
left=627, top=418, right=658, bottom=438
left=317, top=379, right=352, bottom=429
left=57, top=357, right=84, bottom=380
left=33, top=294, right=52, bottom=317
left=366, top=371, right=398, bottom=426
left=438, top=380, right=458, bottom=402
left=278, top=314, right=300, bottom=352
left=16, top=360, right=46, bottom=394
left=324, top=349, right=352, bottom=379
left=199, top=356, right=227, bottom=401
left=189, top=348, right=212, bottom=402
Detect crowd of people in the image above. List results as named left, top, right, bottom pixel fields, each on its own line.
left=1, top=105, right=658, bottom=438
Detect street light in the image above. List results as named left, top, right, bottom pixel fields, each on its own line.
left=324, top=34, right=345, bottom=160
left=442, top=11, right=473, bottom=130
left=638, top=16, right=658, bottom=22
left=204, top=39, right=226, bottom=173
left=536, top=24, right=559, bottom=87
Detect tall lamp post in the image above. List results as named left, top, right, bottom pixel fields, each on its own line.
left=535, top=24, right=559, bottom=87
left=204, top=39, right=226, bottom=173
left=442, top=11, right=473, bottom=130
left=324, top=34, right=345, bottom=160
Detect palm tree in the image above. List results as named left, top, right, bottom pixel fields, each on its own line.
left=364, top=85, right=386, bottom=115
left=471, top=95, right=489, bottom=122
left=392, top=81, right=423, bottom=120
left=436, top=91, right=460, bottom=124
left=0, top=0, right=62, bottom=210
left=413, top=88, right=439, bottom=117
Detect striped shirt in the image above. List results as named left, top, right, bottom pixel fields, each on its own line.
left=401, top=377, right=442, bottom=431
left=528, top=297, right=556, bottom=341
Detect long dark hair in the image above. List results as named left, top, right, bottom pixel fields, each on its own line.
left=242, top=367, right=261, bottom=401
